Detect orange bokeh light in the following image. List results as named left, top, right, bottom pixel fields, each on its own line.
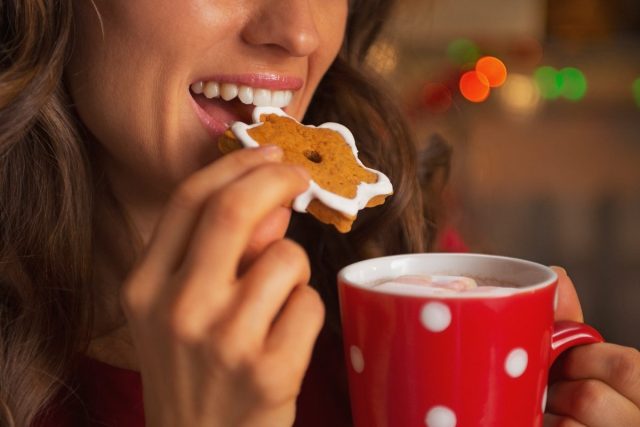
left=459, top=71, right=490, bottom=103
left=476, top=56, right=508, bottom=88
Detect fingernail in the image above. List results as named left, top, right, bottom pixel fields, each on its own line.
left=257, top=145, right=283, bottom=161
left=550, top=266, right=567, bottom=275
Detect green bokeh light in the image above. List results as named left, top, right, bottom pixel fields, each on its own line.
left=447, top=39, right=481, bottom=66
left=534, top=66, right=588, bottom=101
left=633, top=78, right=640, bottom=108
left=559, top=67, right=588, bottom=101
left=534, top=66, right=563, bottom=100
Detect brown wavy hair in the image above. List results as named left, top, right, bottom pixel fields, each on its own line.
left=0, top=1, right=447, bottom=425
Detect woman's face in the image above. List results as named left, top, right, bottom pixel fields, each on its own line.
left=67, top=0, right=348, bottom=198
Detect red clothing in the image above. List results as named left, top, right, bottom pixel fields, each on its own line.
left=34, top=326, right=352, bottom=427
left=437, top=226, right=469, bottom=253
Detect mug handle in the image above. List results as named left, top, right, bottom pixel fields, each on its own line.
left=549, top=320, right=604, bottom=366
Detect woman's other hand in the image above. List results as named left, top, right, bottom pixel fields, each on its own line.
left=121, top=146, right=325, bottom=427
left=544, top=267, right=640, bottom=427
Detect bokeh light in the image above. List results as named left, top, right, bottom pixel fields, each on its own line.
left=499, top=73, right=541, bottom=116
left=459, top=71, right=490, bottom=103
left=422, top=83, right=453, bottom=113
left=447, top=39, right=481, bottom=67
left=534, top=66, right=563, bottom=100
left=534, top=66, right=588, bottom=102
left=633, top=78, right=640, bottom=108
left=559, top=67, right=588, bottom=101
left=365, top=40, right=398, bottom=76
left=476, top=56, right=508, bottom=88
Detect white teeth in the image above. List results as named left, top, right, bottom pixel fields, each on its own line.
left=253, top=88, right=272, bottom=106
left=271, top=90, right=288, bottom=108
left=238, top=86, right=254, bottom=105
left=203, top=82, right=219, bottom=98
left=191, top=81, right=204, bottom=94
left=220, top=83, right=239, bottom=101
left=283, top=90, right=293, bottom=106
left=192, top=80, right=294, bottom=108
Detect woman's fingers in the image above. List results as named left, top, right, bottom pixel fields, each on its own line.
left=551, top=266, right=584, bottom=323
left=547, top=378, right=640, bottom=427
left=140, top=146, right=283, bottom=278
left=167, top=163, right=310, bottom=339
left=266, top=284, right=325, bottom=354
left=238, top=206, right=293, bottom=273
left=122, top=146, right=284, bottom=318
left=553, top=343, right=640, bottom=408
left=180, top=161, right=309, bottom=279
left=264, top=284, right=325, bottom=387
left=543, top=413, right=586, bottom=427
left=233, top=239, right=311, bottom=341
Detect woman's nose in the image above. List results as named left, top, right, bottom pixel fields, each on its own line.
left=241, top=0, right=321, bottom=57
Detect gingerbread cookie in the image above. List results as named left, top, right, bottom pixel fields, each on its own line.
left=218, top=107, right=393, bottom=233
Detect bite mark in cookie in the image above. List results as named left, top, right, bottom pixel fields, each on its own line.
left=218, top=107, right=393, bottom=232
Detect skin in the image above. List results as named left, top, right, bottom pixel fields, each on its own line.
left=546, top=268, right=640, bottom=427
left=64, top=0, right=639, bottom=425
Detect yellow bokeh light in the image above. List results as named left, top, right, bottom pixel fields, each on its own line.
left=366, top=40, right=398, bottom=76
left=499, top=73, right=541, bottom=116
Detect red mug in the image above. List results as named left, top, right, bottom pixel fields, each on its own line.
left=337, top=253, right=604, bottom=427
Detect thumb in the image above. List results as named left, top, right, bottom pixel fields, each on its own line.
left=551, top=266, right=584, bottom=323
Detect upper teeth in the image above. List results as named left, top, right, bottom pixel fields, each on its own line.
left=190, top=81, right=293, bottom=108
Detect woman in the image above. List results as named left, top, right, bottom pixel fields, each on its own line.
left=1, top=0, right=638, bottom=426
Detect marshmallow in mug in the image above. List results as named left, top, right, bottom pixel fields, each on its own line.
left=372, top=275, right=518, bottom=296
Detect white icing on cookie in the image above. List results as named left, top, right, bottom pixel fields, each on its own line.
left=230, top=107, right=393, bottom=218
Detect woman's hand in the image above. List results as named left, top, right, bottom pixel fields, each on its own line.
left=544, top=267, right=640, bottom=427
left=121, top=146, right=325, bottom=427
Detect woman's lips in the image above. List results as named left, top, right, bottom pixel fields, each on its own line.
left=190, top=73, right=301, bottom=138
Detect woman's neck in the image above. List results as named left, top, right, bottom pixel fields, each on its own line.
left=87, top=173, right=167, bottom=371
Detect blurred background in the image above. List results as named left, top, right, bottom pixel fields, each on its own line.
left=372, top=0, right=640, bottom=348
